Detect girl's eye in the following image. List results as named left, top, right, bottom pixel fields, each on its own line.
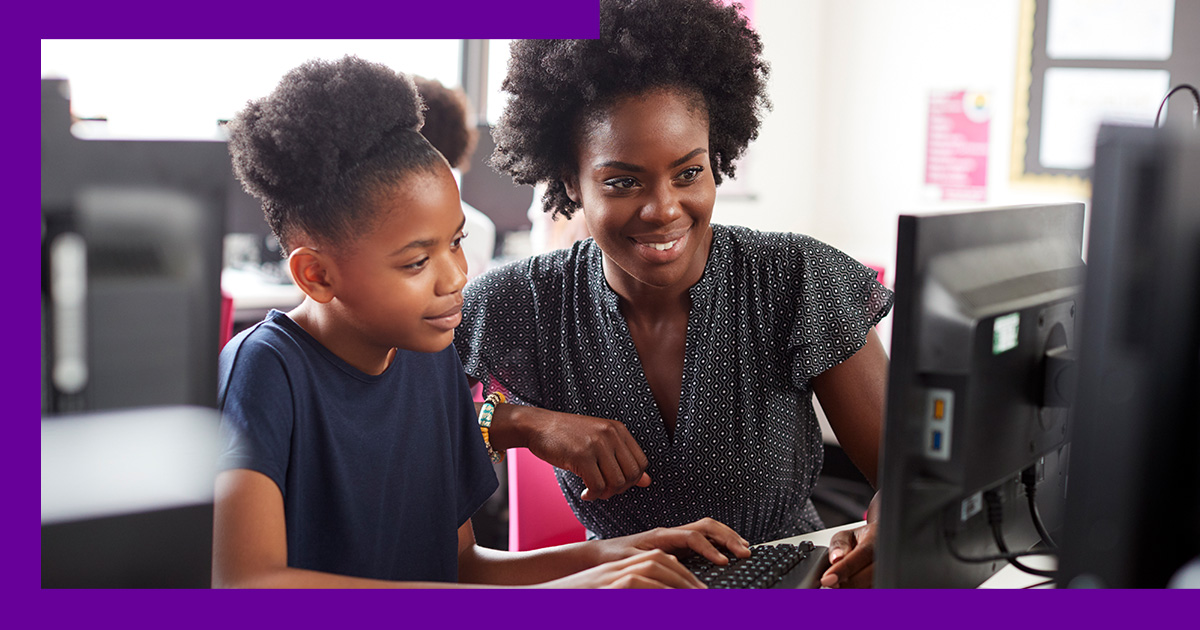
left=678, top=166, right=704, bottom=181
left=452, top=231, right=468, bottom=249
left=404, top=257, right=430, bottom=270
left=604, top=177, right=639, bottom=190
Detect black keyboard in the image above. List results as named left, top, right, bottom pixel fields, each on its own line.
left=682, top=541, right=831, bottom=589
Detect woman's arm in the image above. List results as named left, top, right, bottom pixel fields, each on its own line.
left=810, top=328, right=889, bottom=587
left=468, top=377, right=651, bottom=501
left=811, top=328, right=889, bottom=488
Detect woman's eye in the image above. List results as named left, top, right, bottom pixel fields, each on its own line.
left=678, top=166, right=704, bottom=181
left=404, top=257, right=430, bottom=270
left=604, top=177, right=638, bottom=190
left=452, top=232, right=467, bottom=249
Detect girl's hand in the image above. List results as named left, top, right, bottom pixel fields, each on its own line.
left=543, top=549, right=706, bottom=588
left=593, top=517, right=752, bottom=567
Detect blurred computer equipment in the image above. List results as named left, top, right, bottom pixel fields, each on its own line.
left=41, top=78, right=227, bottom=587
left=41, top=78, right=228, bottom=413
left=876, top=203, right=1085, bottom=588
left=1058, top=124, right=1200, bottom=588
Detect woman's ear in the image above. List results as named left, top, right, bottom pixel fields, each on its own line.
left=287, top=246, right=336, bottom=304
left=562, top=173, right=581, bottom=205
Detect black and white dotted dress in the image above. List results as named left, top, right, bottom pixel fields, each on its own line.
left=455, top=224, right=894, bottom=544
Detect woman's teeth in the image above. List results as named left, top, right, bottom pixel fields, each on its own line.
left=647, top=239, right=678, bottom=251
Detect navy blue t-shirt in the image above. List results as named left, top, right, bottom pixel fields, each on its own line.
left=217, top=310, right=498, bottom=583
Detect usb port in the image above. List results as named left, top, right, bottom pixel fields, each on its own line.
left=931, top=430, right=943, bottom=452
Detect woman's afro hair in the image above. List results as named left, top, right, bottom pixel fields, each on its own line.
left=414, top=76, right=479, bottom=170
left=227, top=55, right=443, bottom=252
left=490, top=0, right=770, bottom=219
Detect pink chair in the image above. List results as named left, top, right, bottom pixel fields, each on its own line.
left=507, top=447, right=586, bottom=551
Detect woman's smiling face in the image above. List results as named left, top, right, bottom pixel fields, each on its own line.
left=566, top=87, right=716, bottom=296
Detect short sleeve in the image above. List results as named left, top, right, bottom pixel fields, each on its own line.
left=216, top=333, right=294, bottom=495
left=454, top=258, right=548, bottom=407
left=787, top=235, right=894, bottom=384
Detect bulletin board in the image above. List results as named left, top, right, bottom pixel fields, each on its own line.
left=1011, top=0, right=1200, bottom=191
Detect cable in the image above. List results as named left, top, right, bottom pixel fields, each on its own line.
left=1021, top=466, right=1058, bottom=550
left=985, top=490, right=1058, bottom=578
left=1022, top=578, right=1056, bottom=589
left=1154, top=83, right=1200, bottom=129
left=943, top=528, right=1055, bottom=563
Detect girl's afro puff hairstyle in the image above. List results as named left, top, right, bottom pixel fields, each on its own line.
left=490, top=0, right=770, bottom=219
left=227, top=55, right=444, bottom=253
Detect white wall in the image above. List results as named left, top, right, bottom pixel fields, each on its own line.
left=717, top=0, right=1088, bottom=286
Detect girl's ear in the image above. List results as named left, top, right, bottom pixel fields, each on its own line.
left=288, top=246, right=336, bottom=304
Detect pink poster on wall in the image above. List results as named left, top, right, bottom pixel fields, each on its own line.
left=717, top=0, right=754, bottom=29
left=925, top=90, right=990, bottom=202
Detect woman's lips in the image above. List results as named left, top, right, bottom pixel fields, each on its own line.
left=630, top=229, right=688, bottom=263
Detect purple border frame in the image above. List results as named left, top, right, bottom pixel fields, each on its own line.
left=14, top=2, right=1192, bottom=628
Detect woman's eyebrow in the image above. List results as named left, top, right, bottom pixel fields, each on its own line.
left=595, top=148, right=707, bottom=172
left=670, top=147, right=707, bottom=168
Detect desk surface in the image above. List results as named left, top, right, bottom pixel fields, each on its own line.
left=767, top=522, right=1055, bottom=589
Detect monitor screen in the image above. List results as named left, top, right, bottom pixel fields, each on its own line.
left=1058, top=124, right=1200, bottom=588
left=875, top=203, right=1086, bottom=588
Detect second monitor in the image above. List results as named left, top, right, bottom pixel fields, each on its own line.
left=875, top=203, right=1086, bottom=588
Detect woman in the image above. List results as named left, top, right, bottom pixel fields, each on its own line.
left=455, top=0, right=892, bottom=588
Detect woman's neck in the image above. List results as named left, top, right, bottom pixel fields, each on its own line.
left=602, top=225, right=712, bottom=321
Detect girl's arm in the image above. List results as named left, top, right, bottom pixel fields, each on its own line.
left=212, top=469, right=454, bottom=588
left=213, top=469, right=721, bottom=588
left=456, top=517, right=749, bottom=587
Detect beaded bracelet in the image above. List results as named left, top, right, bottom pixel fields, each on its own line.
left=478, top=391, right=507, bottom=463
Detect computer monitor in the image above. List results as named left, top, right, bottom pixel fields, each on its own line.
left=1057, top=124, right=1200, bottom=588
left=875, top=203, right=1086, bottom=588
left=41, top=78, right=229, bottom=413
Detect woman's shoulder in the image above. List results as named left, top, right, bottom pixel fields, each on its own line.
left=715, top=224, right=834, bottom=267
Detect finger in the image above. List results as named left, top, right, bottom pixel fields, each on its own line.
left=609, top=550, right=705, bottom=589
left=604, top=574, right=670, bottom=589
left=841, top=562, right=875, bottom=589
left=576, top=460, right=607, bottom=502
left=634, top=472, right=652, bottom=488
left=618, top=426, right=651, bottom=473
left=612, top=441, right=648, bottom=494
left=593, top=450, right=629, bottom=500
left=661, top=528, right=730, bottom=565
left=632, top=554, right=706, bottom=589
left=823, top=535, right=874, bottom=588
left=826, top=528, right=856, bottom=564
left=687, top=517, right=751, bottom=557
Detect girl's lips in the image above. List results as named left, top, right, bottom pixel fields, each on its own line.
left=425, top=305, right=462, bottom=331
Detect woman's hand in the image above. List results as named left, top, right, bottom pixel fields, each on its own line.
left=820, top=492, right=881, bottom=588
left=591, top=517, right=752, bottom=567
left=504, top=405, right=652, bottom=501
left=542, top=549, right=706, bottom=588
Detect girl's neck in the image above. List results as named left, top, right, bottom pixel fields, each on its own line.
left=287, top=300, right=396, bottom=376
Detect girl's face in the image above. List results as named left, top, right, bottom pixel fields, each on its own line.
left=566, top=87, right=716, bottom=296
left=328, top=165, right=468, bottom=355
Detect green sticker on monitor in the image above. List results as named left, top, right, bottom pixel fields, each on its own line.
left=993, top=312, right=1020, bottom=354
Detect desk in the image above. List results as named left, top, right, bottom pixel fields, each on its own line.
left=767, top=521, right=1056, bottom=589
left=222, top=266, right=304, bottom=326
